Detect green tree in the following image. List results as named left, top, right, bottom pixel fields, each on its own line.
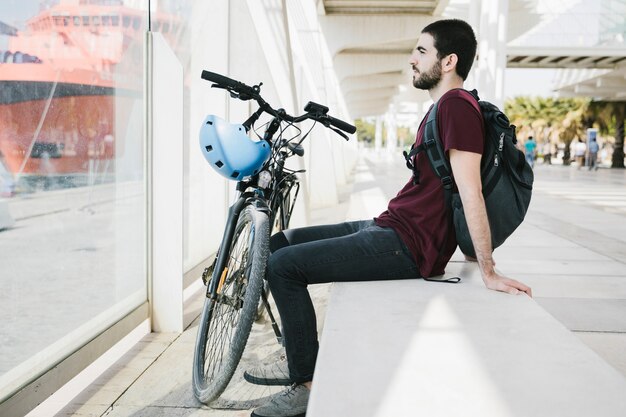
left=505, top=96, right=590, bottom=165
left=354, top=119, right=376, bottom=145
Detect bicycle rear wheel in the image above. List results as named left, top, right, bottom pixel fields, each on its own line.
left=193, top=205, right=269, bottom=404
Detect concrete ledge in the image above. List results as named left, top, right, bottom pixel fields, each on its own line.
left=0, top=200, right=15, bottom=230
left=308, top=262, right=626, bottom=417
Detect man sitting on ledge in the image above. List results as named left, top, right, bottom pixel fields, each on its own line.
left=247, top=18, right=532, bottom=417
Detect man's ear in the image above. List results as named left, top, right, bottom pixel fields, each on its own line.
left=442, top=53, right=458, bottom=74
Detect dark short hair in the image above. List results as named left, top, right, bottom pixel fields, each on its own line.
left=421, top=19, right=477, bottom=80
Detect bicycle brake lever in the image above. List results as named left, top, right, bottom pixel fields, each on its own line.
left=330, top=127, right=349, bottom=141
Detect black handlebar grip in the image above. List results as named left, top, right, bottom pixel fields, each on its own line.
left=327, top=115, right=356, bottom=134
left=201, top=70, right=239, bottom=88
left=201, top=70, right=257, bottom=97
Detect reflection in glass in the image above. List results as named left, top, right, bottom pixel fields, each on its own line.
left=0, top=0, right=146, bottom=400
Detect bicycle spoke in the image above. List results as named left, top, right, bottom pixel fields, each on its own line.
left=201, top=220, right=253, bottom=383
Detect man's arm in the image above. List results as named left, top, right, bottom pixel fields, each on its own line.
left=448, top=149, right=532, bottom=297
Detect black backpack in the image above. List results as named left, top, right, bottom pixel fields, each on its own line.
left=403, top=89, right=533, bottom=258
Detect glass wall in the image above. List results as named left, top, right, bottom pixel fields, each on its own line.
left=153, top=0, right=229, bottom=273
left=0, top=0, right=147, bottom=400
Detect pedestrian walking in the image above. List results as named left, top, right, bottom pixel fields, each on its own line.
left=574, top=139, right=586, bottom=169
left=524, top=136, right=537, bottom=168
left=588, top=137, right=599, bottom=170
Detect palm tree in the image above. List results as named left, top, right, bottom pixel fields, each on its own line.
left=506, top=96, right=590, bottom=165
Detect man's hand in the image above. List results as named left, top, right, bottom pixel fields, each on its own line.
left=482, top=270, right=532, bottom=297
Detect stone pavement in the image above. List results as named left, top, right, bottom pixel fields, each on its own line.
left=30, top=151, right=626, bottom=416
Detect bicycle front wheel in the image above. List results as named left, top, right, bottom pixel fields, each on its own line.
left=192, top=205, right=269, bottom=404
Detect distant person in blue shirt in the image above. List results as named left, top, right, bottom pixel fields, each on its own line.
left=524, top=136, right=537, bottom=168
left=588, top=138, right=600, bottom=171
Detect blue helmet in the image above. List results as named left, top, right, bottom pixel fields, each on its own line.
left=199, top=115, right=271, bottom=181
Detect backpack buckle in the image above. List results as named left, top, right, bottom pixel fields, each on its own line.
left=424, top=136, right=436, bottom=148
left=441, top=175, right=453, bottom=190
left=402, top=150, right=414, bottom=170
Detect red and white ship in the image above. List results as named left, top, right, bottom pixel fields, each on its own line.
left=0, top=0, right=179, bottom=191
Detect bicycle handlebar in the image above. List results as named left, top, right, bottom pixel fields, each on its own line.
left=201, top=70, right=356, bottom=136
left=201, top=70, right=260, bottom=99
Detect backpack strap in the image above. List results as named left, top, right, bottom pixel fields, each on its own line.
left=402, top=143, right=423, bottom=185
left=402, top=116, right=429, bottom=184
left=423, top=102, right=454, bottom=211
left=423, top=88, right=481, bottom=206
left=402, top=103, right=455, bottom=191
left=424, top=275, right=461, bottom=283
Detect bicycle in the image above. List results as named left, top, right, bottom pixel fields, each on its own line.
left=192, top=70, right=356, bottom=404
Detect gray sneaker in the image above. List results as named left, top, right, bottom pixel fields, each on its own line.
left=251, top=383, right=309, bottom=417
left=244, top=356, right=291, bottom=386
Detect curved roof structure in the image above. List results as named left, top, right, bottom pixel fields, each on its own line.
left=318, top=0, right=626, bottom=117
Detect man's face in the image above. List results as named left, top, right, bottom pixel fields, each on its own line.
left=409, top=33, right=442, bottom=90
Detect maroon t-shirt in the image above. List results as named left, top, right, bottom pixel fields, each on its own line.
left=375, top=89, right=484, bottom=277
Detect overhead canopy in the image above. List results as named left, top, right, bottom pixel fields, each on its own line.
left=318, top=0, right=626, bottom=118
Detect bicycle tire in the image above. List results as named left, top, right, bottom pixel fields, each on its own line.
left=192, top=205, right=269, bottom=404
left=256, top=180, right=298, bottom=321
left=255, top=205, right=284, bottom=322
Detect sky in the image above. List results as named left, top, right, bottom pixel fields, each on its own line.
left=0, top=0, right=39, bottom=29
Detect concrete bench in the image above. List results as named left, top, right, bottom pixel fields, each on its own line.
left=307, top=261, right=626, bottom=417
left=0, top=200, right=15, bottom=230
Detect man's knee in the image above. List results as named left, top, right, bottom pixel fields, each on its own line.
left=270, top=231, right=290, bottom=253
left=266, top=249, right=304, bottom=288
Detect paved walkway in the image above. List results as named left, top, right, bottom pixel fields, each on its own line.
left=31, top=152, right=626, bottom=416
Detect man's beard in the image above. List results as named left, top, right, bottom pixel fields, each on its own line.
left=412, top=62, right=442, bottom=90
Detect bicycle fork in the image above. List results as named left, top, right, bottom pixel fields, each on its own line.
left=204, top=196, right=247, bottom=299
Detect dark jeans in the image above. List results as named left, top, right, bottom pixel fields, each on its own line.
left=266, top=219, right=420, bottom=383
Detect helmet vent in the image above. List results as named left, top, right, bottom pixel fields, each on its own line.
left=206, top=120, right=213, bottom=125
left=215, top=160, right=224, bottom=168
left=231, top=171, right=240, bottom=179
left=205, top=145, right=213, bottom=152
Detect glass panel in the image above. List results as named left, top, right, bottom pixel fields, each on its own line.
left=153, top=0, right=229, bottom=273
left=0, top=0, right=147, bottom=400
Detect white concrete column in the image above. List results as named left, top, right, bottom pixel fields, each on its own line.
left=150, top=32, right=183, bottom=333
left=465, top=0, right=482, bottom=89
left=475, top=0, right=508, bottom=108
left=307, top=130, right=339, bottom=209
left=385, top=105, right=398, bottom=153
left=468, top=0, right=482, bottom=29
left=374, top=116, right=383, bottom=152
